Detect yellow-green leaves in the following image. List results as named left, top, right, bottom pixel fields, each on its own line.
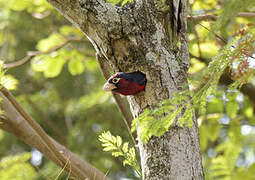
left=31, top=54, right=67, bottom=78
left=98, top=131, right=141, bottom=176
left=226, top=92, right=239, bottom=119
left=33, top=34, right=68, bottom=78
left=2, top=0, right=51, bottom=13
left=7, top=0, right=31, bottom=11
left=68, top=59, right=85, bottom=76
left=0, top=75, right=18, bottom=90
left=0, top=61, right=18, bottom=90
left=0, top=153, right=37, bottom=180
left=45, top=56, right=67, bottom=78
left=132, top=90, right=193, bottom=143
left=213, top=0, right=255, bottom=30
left=0, top=130, right=3, bottom=141
left=199, top=113, right=222, bottom=151
left=36, top=33, right=65, bottom=52
left=207, top=126, right=242, bottom=179
left=32, top=36, right=86, bottom=78
left=132, top=28, right=255, bottom=143
left=106, top=0, right=134, bottom=6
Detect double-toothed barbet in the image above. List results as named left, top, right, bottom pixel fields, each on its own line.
left=103, top=72, right=146, bottom=96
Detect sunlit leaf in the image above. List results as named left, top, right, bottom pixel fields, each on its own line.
left=0, top=153, right=37, bottom=180
left=44, top=56, right=67, bottom=78
left=0, top=75, right=18, bottom=90
left=199, top=125, right=208, bottom=151
left=122, top=142, right=129, bottom=153
left=68, top=59, right=85, bottom=76
left=226, top=93, right=239, bottom=119
left=9, top=0, right=31, bottom=11
left=36, top=33, right=65, bottom=52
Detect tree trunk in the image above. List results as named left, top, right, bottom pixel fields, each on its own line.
left=47, top=0, right=204, bottom=179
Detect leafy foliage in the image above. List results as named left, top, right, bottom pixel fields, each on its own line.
left=213, top=0, right=255, bottom=30
left=0, top=153, right=37, bottom=180
left=131, top=91, right=193, bottom=142
left=132, top=24, right=255, bottom=144
left=0, top=55, right=21, bottom=91
left=68, top=59, right=85, bottom=76
left=99, top=131, right=141, bottom=177
left=106, top=0, right=134, bottom=6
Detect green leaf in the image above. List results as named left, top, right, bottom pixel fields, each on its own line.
left=111, top=151, right=123, bottom=157
left=103, top=146, right=117, bottom=151
left=213, top=0, right=255, bottom=30
left=116, top=136, right=122, bottom=148
left=0, top=153, right=37, bottom=180
left=207, top=97, right=224, bottom=113
left=31, top=55, right=48, bottom=72
left=199, top=125, right=208, bottom=151
left=60, top=26, right=77, bottom=36
left=68, top=59, right=85, bottom=75
left=226, top=92, right=239, bottom=119
left=44, top=55, right=67, bottom=78
left=226, top=101, right=239, bottom=119
left=207, top=125, right=221, bottom=142
left=98, top=131, right=140, bottom=176
left=122, top=142, right=129, bottom=153
left=106, top=0, right=134, bottom=5
left=123, top=159, right=129, bottom=166
left=9, top=0, right=31, bottom=11
left=248, top=163, right=255, bottom=172
left=36, top=33, right=65, bottom=52
left=0, top=75, right=18, bottom=90
left=0, top=130, right=4, bottom=141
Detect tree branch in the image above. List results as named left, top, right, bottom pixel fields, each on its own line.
left=2, top=38, right=85, bottom=69
left=190, top=53, right=255, bottom=104
left=188, top=12, right=255, bottom=22
left=0, top=86, right=110, bottom=180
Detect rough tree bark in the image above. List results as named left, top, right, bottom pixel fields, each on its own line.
left=47, top=0, right=204, bottom=179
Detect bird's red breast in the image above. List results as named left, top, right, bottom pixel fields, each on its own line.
left=103, top=72, right=146, bottom=96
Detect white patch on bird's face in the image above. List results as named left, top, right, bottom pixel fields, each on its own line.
left=103, top=82, right=117, bottom=91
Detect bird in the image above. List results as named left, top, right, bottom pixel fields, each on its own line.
left=103, top=71, right=146, bottom=96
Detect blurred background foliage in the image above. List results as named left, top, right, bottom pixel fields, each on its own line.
left=0, top=0, right=255, bottom=179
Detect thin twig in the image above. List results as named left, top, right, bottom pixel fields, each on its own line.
left=198, top=23, right=228, bottom=44
left=188, top=12, right=255, bottom=22
left=2, top=38, right=85, bottom=69
left=198, top=23, right=255, bottom=60
left=33, top=165, right=52, bottom=180
left=189, top=53, right=209, bottom=64
left=55, top=156, right=70, bottom=180
left=193, top=28, right=202, bottom=58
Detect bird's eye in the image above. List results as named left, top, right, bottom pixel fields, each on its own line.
left=112, top=78, right=120, bottom=84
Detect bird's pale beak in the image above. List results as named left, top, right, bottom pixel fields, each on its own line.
left=103, top=82, right=117, bottom=91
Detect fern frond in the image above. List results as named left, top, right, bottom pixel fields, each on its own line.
left=98, top=131, right=141, bottom=177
